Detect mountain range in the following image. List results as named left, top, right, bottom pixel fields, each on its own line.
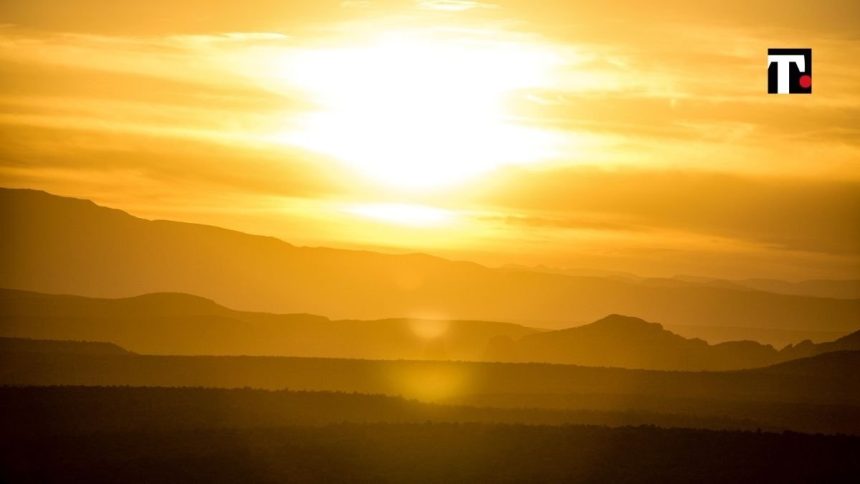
left=2, top=288, right=858, bottom=370
left=1, top=188, right=858, bottom=347
left=492, top=314, right=860, bottom=370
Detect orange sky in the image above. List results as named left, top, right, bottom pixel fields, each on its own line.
left=1, top=0, right=858, bottom=280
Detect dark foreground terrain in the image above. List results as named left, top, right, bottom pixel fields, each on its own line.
left=3, top=341, right=860, bottom=434
left=3, top=421, right=858, bottom=483
left=1, top=386, right=859, bottom=483
left=2, top=344, right=859, bottom=481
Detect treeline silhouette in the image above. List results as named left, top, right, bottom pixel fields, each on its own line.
left=3, top=345, right=858, bottom=404
left=0, top=386, right=772, bottom=434
left=2, top=349, right=859, bottom=434
left=2, top=416, right=857, bottom=483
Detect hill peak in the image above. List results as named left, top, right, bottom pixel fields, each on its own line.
left=123, top=292, right=222, bottom=312
left=589, top=314, right=664, bottom=331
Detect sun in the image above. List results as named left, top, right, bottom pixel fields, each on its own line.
left=276, top=31, right=560, bottom=189
left=345, top=202, right=454, bottom=227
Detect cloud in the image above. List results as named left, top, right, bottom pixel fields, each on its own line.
left=0, top=1, right=349, bottom=35
left=471, top=167, right=860, bottom=257
left=419, top=1, right=496, bottom=12
left=479, top=213, right=647, bottom=233
left=0, top=122, right=349, bottom=202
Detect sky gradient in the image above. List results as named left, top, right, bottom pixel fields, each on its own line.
left=1, top=0, right=858, bottom=279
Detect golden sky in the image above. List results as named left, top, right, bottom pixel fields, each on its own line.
left=1, top=0, right=858, bottom=280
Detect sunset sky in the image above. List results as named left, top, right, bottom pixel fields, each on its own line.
left=1, top=0, right=858, bottom=280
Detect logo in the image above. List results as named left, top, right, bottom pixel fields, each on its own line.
left=768, top=48, right=811, bottom=94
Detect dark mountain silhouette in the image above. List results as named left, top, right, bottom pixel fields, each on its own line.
left=494, top=314, right=860, bottom=370
left=3, top=288, right=858, bottom=370
left=663, top=323, right=849, bottom=349
left=780, top=331, right=860, bottom=361
left=0, top=288, right=534, bottom=360
left=0, top=336, right=130, bottom=356
left=2, top=188, right=858, bottom=344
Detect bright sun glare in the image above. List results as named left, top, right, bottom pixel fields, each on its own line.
left=346, top=202, right=454, bottom=227
left=278, top=31, right=561, bottom=189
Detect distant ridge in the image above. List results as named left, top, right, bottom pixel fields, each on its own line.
left=490, top=314, right=860, bottom=370
left=0, top=287, right=533, bottom=361
left=2, top=288, right=858, bottom=370
left=0, top=336, right=131, bottom=356
left=750, top=350, right=860, bottom=376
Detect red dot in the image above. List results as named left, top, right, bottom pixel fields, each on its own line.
left=799, top=75, right=812, bottom=88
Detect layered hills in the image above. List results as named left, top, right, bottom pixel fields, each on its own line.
left=2, top=288, right=858, bottom=370
left=2, top=188, right=858, bottom=346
